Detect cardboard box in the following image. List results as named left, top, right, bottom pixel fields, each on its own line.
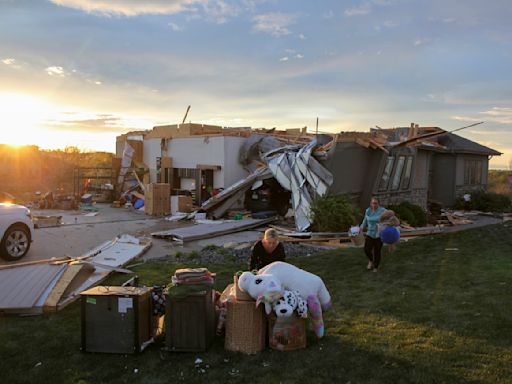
left=145, top=183, right=171, bottom=216
left=171, top=195, right=193, bottom=214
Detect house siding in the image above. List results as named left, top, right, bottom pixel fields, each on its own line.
left=322, top=142, right=375, bottom=207
left=428, top=153, right=456, bottom=207
left=454, top=154, right=489, bottom=197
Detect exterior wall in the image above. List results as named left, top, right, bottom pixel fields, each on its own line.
left=454, top=154, right=489, bottom=197
left=140, top=136, right=247, bottom=189
left=143, top=138, right=162, bottom=183
left=322, top=142, right=375, bottom=207
left=372, top=147, right=428, bottom=210
left=223, top=136, right=249, bottom=186
left=429, top=153, right=456, bottom=206
left=164, top=136, right=224, bottom=189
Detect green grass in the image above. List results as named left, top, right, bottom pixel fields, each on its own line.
left=1, top=223, right=511, bottom=383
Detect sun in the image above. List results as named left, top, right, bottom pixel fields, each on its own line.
left=0, top=92, right=52, bottom=146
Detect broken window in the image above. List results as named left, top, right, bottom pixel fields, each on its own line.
left=464, top=159, right=482, bottom=185
left=390, top=156, right=406, bottom=191
left=400, top=156, right=413, bottom=189
left=378, top=156, right=395, bottom=191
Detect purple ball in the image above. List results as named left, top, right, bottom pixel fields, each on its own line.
left=381, top=227, right=400, bottom=244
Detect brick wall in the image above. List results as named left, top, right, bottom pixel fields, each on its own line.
left=373, top=187, right=428, bottom=210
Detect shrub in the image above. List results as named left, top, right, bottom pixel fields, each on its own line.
left=310, top=194, right=358, bottom=232
left=454, top=191, right=512, bottom=212
left=388, top=201, right=427, bottom=227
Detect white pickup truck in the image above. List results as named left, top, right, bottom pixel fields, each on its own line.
left=0, top=203, right=34, bottom=261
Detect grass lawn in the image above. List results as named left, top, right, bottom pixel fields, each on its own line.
left=1, top=222, right=511, bottom=384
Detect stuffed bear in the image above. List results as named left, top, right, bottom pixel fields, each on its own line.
left=238, top=261, right=333, bottom=337
left=273, top=290, right=308, bottom=318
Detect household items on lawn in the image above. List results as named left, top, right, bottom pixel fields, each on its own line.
left=221, top=283, right=267, bottom=354
left=238, top=261, right=332, bottom=338
left=80, top=286, right=154, bottom=354
left=348, top=225, right=364, bottom=247
left=171, top=267, right=215, bottom=285
left=164, top=267, right=216, bottom=352
left=268, top=313, right=307, bottom=351
left=378, top=210, right=401, bottom=245
left=273, top=290, right=308, bottom=319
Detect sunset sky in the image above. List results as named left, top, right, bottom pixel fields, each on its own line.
left=1, top=0, right=511, bottom=168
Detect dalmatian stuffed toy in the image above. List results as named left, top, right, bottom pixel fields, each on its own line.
left=238, top=261, right=333, bottom=338
left=273, top=290, right=308, bottom=319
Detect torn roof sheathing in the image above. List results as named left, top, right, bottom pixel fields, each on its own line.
left=151, top=217, right=276, bottom=242
left=0, top=235, right=151, bottom=315
left=0, top=264, right=67, bottom=314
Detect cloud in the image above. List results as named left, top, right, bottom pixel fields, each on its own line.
left=413, top=38, right=430, bottom=46
left=200, top=0, right=240, bottom=24
left=453, top=108, right=512, bottom=124
left=49, top=0, right=204, bottom=17
left=2, top=58, right=22, bottom=69
left=168, top=22, right=183, bottom=31
left=279, top=56, right=289, bottom=62
left=323, top=10, right=334, bottom=19
left=298, top=33, right=306, bottom=40
left=295, top=54, right=304, bottom=59
left=45, top=66, right=67, bottom=77
left=50, top=0, right=247, bottom=22
left=344, top=3, right=371, bottom=17
left=44, top=113, right=130, bottom=133
left=252, top=12, right=297, bottom=37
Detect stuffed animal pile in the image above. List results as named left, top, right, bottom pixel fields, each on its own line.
left=238, top=261, right=333, bottom=338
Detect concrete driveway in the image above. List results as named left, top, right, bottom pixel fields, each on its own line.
left=0, top=204, right=261, bottom=265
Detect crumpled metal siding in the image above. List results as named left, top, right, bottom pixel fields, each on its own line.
left=263, top=138, right=333, bottom=231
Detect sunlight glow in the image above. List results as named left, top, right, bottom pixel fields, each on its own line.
left=0, top=92, right=53, bottom=146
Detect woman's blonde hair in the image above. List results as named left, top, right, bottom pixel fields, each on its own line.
left=263, top=228, right=279, bottom=240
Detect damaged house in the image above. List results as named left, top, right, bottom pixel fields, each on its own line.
left=115, top=123, right=306, bottom=206
left=318, top=124, right=501, bottom=210
left=116, top=122, right=500, bottom=230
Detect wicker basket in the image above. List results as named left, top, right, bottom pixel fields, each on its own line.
left=268, top=314, right=306, bottom=351
left=233, top=274, right=253, bottom=301
left=350, top=231, right=365, bottom=247
left=225, top=300, right=266, bottom=354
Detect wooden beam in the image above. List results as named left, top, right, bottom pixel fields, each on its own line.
left=43, top=264, right=93, bottom=312
left=196, top=164, right=222, bottom=171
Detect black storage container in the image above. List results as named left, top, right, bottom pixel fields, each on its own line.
left=81, top=286, right=152, bottom=354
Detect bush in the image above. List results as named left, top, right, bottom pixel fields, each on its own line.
left=310, top=194, right=358, bottom=232
left=388, top=201, right=427, bottom=227
left=454, top=191, right=512, bottom=212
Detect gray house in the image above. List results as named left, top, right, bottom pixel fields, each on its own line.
left=320, top=125, right=501, bottom=209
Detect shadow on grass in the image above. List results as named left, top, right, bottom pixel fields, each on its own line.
left=0, top=308, right=477, bottom=384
